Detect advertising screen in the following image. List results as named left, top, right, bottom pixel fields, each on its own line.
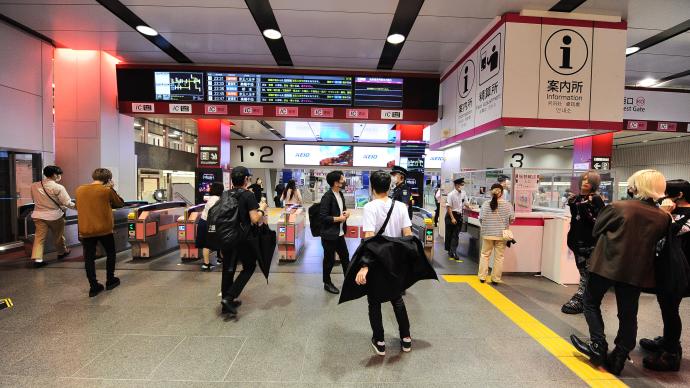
left=352, top=146, right=399, bottom=167
left=354, top=77, right=403, bottom=108
left=424, top=150, right=445, bottom=169
left=284, top=145, right=353, bottom=166
left=154, top=71, right=204, bottom=101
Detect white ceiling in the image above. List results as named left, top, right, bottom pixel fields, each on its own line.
left=535, top=130, right=690, bottom=149
left=0, top=0, right=687, bottom=87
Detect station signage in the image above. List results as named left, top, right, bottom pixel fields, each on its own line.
left=169, top=104, right=192, bottom=114
left=625, top=120, right=648, bottom=130
left=592, top=156, right=610, bottom=170
left=132, top=103, right=155, bottom=113
left=199, top=145, right=220, bottom=166
left=276, top=106, right=299, bottom=117
left=284, top=144, right=353, bottom=166
left=381, top=110, right=404, bottom=120
left=204, top=104, right=227, bottom=114
left=240, top=105, right=264, bottom=116
left=310, top=107, right=334, bottom=118
left=346, top=108, right=369, bottom=119
left=623, top=89, right=690, bottom=128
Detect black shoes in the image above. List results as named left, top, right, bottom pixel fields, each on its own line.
left=57, top=250, right=71, bottom=260
left=479, top=279, right=486, bottom=283
left=106, top=277, right=120, bottom=290
left=371, top=338, right=386, bottom=356
left=220, top=299, right=238, bottom=315
left=89, top=283, right=105, bottom=298
left=643, top=349, right=682, bottom=372
left=33, top=260, right=46, bottom=268
left=401, top=338, right=412, bottom=353
left=639, top=336, right=665, bottom=353
left=324, top=282, right=340, bottom=294
left=605, top=347, right=630, bottom=376
left=561, top=297, right=584, bottom=314
left=570, top=335, right=608, bottom=366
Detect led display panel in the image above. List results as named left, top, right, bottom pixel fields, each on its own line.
left=284, top=145, right=353, bottom=166
left=154, top=71, right=204, bottom=101
left=352, top=146, right=399, bottom=167
left=207, top=73, right=260, bottom=102
left=354, top=77, right=403, bottom=108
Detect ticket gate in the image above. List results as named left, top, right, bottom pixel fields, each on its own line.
left=276, top=205, right=306, bottom=262
left=127, top=201, right=187, bottom=259
left=177, top=204, right=205, bottom=260
left=411, top=207, right=435, bottom=261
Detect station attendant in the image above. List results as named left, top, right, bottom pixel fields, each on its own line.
left=30, top=165, right=75, bottom=267
left=444, top=178, right=468, bottom=259
left=389, top=166, right=411, bottom=219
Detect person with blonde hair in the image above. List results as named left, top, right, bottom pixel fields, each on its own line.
left=478, top=183, right=514, bottom=284
left=571, top=169, right=670, bottom=376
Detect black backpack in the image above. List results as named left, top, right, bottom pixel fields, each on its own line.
left=206, top=189, right=249, bottom=251
left=308, top=202, right=322, bottom=237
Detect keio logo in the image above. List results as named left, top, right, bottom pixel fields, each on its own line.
left=295, top=153, right=310, bottom=158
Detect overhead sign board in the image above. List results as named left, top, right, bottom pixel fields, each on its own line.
left=284, top=145, right=353, bottom=166
left=352, top=146, right=399, bottom=167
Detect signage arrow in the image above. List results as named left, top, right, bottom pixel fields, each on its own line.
left=210, top=152, right=218, bottom=160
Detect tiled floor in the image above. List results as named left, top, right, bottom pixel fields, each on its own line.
left=1, top=230, right=689, bottom=387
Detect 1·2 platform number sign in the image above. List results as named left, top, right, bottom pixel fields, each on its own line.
left=231, top=140, right=284, bottom=169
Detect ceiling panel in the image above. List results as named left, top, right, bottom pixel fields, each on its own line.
left=394, top=59, right=446, bottom=73
left=398, top=41, right=469, bottom=62
left=105, top=50, right=175, bottom=63
left=122, top=0, right=246, bottom=6
left=187, top=52, right=276, bottom=66
left=625, top=70, right=673, bottom=86
left=418, top=0, right=550, bottom=18
left=38, top=30, right=157, bottom=52
left=406, top=15, right=491, bottom=43
left=128, top=5, right=259, bottom=35
left=626, top=53, right=690, bottom=75
left=285, top=37, right=383, bottom=59
left=290, top=56, right=379, bottom=69
left=164, top=33, right=271, bottom=55
left=663, top=74, right=690, bottom=88
left=0, top=3, right=130, bottom=31
left=275, top=10, right=393, bottom=39
left=627, top=0, right=690, bottom=30
left=270, top=0, right=398, bottom=13
left=642, top=32, right=690, bottom=57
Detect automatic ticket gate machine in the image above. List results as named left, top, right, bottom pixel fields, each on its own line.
left=177, top=204, right=205, bottom=261
left=411, top=207, right=435, bottom=261
left=277, top=205, right=306, bottom=262
left=127, top=201, right=187, bottom=259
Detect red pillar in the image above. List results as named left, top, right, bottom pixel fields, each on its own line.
left=573, top=133, right=613, bottom=170
left=195, top=119, right=231, bottom=202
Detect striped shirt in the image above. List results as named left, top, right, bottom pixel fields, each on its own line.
left=479, top=199, right=515, bottom=238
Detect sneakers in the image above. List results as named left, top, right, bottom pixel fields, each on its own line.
left=89, top=283, right=105, bottom=298
left=105, top=277, right=120, bottom=290
left=639, top=336, right=665, bottom=353
left=371, top=339, right=386, bottom=356
left=324, top=282, right=340, bottom=294
left=401, top=337, right=412, bottom=353
left=561, top=297, right=584, bottom=314
left=201, top=263, right=213, bottom=271
left=570, top=335, right=608, bottom=366
left=33, top=260, right=46, bottom=268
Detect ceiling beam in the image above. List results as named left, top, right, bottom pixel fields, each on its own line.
left=245, top=0, right=293, bottom=66
left=549, top=0, right=587, bottom=13
left=377, top=0, right=425, bottom=70
left=627, top=19, right=690, bottom=57
left=656, top=68, right=690, bottom=86
left=95, top=0, right=192, bottom=63
left=0, top=13, right=60, bottom=47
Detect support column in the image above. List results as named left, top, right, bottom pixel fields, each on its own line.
left=572, top=132, right=613, bottom=170
left=195, top=119, right=231, bottom=203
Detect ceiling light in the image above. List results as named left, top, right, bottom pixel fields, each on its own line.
left=136, top=25, right=158, bottom=36
left=637, top=78, right=658, bottom=87
left=625, top=46, right=640, bottom=55
left=263, top=29, right=282, bottom=40
left=387, top=33, right=405, bottom=44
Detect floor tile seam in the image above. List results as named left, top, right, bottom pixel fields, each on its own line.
left=297, top=327, right=313, bottom=383
left=221, top=336, right=247, bottom=381
left=68, top=334, right=127, bottom=377
left=145, top=335, right=188, bottom=380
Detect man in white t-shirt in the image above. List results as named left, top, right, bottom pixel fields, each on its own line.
left=356, top=170, right=413, bottom=356
left=444, top=177, right=469, bottom=259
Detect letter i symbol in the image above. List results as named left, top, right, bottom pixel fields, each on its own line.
left=560, top=35, right=572, bottom=69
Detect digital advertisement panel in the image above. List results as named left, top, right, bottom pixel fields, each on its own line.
left=424, top=150, right=445, bottom=169
left=352, top=147, right=399, bottom=167
left=284, top=145, right=353, bottom=166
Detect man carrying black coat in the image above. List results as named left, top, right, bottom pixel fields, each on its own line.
left=319, top=171, right=350, bottom=294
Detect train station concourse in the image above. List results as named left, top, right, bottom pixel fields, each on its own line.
left=2, top=0, right=690, bottom=387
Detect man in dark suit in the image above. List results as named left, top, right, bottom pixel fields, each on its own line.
left=319, top=170, right=350, bottom=294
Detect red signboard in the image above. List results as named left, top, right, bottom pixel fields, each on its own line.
left=239, top=105, right=264, bottom=116
left=276, top=106, right=299, bottom=117
left=310, top=107, right=334, bottom=118
left=346, top=108, right=369, bottom=119
left=626, top=120, right=648, bottom=130
left=657, top=122, right=678, bottom=132
left=205, top=104, right=227, bottom=114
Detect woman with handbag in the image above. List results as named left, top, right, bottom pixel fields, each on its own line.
left=478, top=183, right=514, bottom=285
left=561, top=171, right=605, bottom=314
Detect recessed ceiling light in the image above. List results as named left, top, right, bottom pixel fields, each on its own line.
left=637, top=78, right=658, bottom=87
left=136, top=25, right=158, bottom=36
left=263, top=29, right=282, bottom=40
left=625, top=46, right=640, bottom=55
left=387, top=33, right=406, bottom=44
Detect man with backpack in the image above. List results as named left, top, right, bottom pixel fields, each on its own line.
left=318, top=170, right=350, bottom=294
left=209, top=166, right=267, bottom=317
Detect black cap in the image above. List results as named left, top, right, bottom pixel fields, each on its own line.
left=231, top=166, right=252, bottom=178
left=391, top=165, right=408, bottom=176
left=453, top=178, right=465, bottom=185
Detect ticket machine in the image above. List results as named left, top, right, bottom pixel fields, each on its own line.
left=177, top=204, right=205, bottom=260
left=127, top=201, right=187, bottom=259
left=276, top=205, right=306, bottom=262
left=411, top=207, right=435, bottom=261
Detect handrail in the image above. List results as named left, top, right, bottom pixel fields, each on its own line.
left=173, top=192, right=193, bottom=206
left=184, top=204, right=205, bottom=219
left=134, top=201, right=187, bottom=216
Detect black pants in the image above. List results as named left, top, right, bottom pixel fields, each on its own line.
left=569, top=252, right=591, bottom=302
left=434, top=202, right=440, bottom=226
left=221, top=247, right=257, bottom=300
left=444, top=211, right=462, bottom=254
left=584, top=272, right=642, bottom=353
left=82, top=234, right=116, bottom=287
left=368, top=294, right=410, bottom=342
left=657, top=293, right=683, bottom=352
left=322, top=236, right=350, bottom=284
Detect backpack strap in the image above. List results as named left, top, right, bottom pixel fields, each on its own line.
left=40, top=180, right=66, bottom=217
left=377, top=199, right=396, bottom=236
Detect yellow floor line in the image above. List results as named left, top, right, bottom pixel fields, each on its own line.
left=442, top=275, right=627, bottom=388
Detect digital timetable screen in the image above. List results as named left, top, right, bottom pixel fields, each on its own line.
left=354, top=77, right=403, bottom=108
left=154, top=71, right=204, bottom=101
left=207, top=72, right=260, bottom=102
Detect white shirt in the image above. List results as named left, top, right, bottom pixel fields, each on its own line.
left=201, top=195, right=220, bottom=220
left=446, top=189, right=467, bottom=213
left=30, top=179, right=74, bottom=221
left=334, top=190, right=344, bottom=236
left=362, top=198, right=412, bottom=238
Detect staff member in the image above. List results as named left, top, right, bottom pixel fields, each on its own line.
left=390, top=166, right=411, bottom=219
left=445, top=178, right=468, bottom=259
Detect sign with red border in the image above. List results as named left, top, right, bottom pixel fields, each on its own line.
left=276, top=106, right=299, bottom=117
left=132, top=103, right=155, bottom=113
left=310, top=107, right=334, bottom=118
left=346, top=108, right=369, bottom=119
left=205, top=104, right=227, bottom=115
left=626, top=120, right=647, bottom=130
left=657, top=122, right=677, bottom=132
left=240, top=105, right=263, bottom=116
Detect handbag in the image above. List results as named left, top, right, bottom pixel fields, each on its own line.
left=502, top=229, right=514, bottom=241
left=40, top=180, right=66, bottom=219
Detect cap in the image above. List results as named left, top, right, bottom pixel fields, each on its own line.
left=453, top=178, right=465, bottom=185
left=391, top=165, right=408, bottom=176
left=231, top=166, right=252, bottom=178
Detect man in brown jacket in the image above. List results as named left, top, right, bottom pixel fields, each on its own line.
left=75, top=168, right=125, bottom=297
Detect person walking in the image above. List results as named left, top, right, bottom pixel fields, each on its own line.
left=639, top=179, right=690, bottom=372
left=197, top=182, right=224, bottom=271
left=30, top=165, right=75, bottom=267
left=220, top=166, right=268, bottom=317
left=282, top=179, right=302, bottom=207
left=75, top=168, right=125, bottom=297
left=274, top=181, right=285, bottom=208
left=444, top=178, right=468, bottom=259
left=561, top=171, right=605, bottom=314
left=433, top=184, right=442, bottom=227
left=478, top=184, right=514, bottom=284
left=318, top=171, right=350, bottom=294
left=571, top=169, right=670, bottom=376
left=249, top=177, right=264, bottom=203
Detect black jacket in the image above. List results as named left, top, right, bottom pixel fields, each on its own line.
left=319, top=189, right=347, bottom=240
left=339, top=234, right=438, bottom=304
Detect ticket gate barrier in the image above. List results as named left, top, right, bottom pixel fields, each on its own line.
left=411, top=207, right=435, bottom=261
left=177, top=204, right=205, bottom=260
left=127, top=201, right=187, bottom=259
left=276, top=205, right=306, bottom=262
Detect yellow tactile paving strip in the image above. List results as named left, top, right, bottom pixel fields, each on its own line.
left=443, top=275, right=627, bottom=388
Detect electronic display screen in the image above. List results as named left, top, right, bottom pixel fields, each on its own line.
left=354, top=77, right=403, bottom=108
left=154, top=71, right=204, bottom=101
left=284, top=145, right=353, bottom=166
left=207, top=73, right=260, bottom=102
left=352, top=146, right=399, bottom=168
left=260, top=74, right=352, bottom=105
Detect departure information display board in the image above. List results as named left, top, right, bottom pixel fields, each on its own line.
left=354, top=77, right=403, bottom=108
left=207, top=73, right=352, bottom=105
left=154, top=71, right=204, bottom=101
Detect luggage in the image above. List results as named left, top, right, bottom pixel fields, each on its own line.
left=308, top=202, right=322, bottom=237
